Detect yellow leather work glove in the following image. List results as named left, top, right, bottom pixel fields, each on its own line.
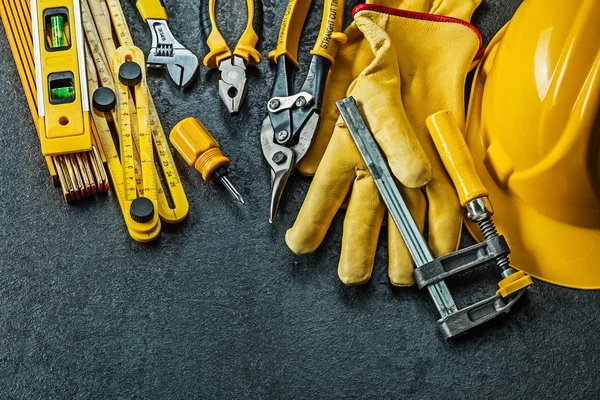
left=286, top=1, right=483, bottom=286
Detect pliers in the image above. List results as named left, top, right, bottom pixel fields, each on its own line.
left=200, top=0, right=263, bottom=114
left=136, top=0, right=200, bottom=89
left=261, top=0, right=346, bottom=223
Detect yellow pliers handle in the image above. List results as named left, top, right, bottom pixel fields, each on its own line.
left=268, top=0, right=346, bottom=66
left=200, top=0, right=263, bottom=69
left=136, top=0, right=168, bottom=22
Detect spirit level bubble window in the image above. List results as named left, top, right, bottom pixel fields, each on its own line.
left=43, top=8, right=71, bottom=51
left=49, top=72, right=76, bottom=104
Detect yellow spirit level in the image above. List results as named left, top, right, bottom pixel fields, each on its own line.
left=32, top=0, right=92, bottom=156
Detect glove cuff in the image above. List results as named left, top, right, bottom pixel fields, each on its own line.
left=353, top=4, right=484, bottom=61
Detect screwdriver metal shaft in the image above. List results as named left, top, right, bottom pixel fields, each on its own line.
left=220, top=176, right=245, bottom=205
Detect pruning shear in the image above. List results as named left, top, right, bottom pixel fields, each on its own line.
left=136, top=0, right=200, bottom=89
left=200, top=0, right=263, bottom=113
left=261, top=0, right=346, bottom=223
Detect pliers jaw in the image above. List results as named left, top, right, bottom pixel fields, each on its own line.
left=218, top=55, right=248, bottom=114
left=146, top=19, right=199, bottom=89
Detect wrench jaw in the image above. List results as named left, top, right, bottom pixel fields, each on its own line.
left=146, top=20, right=199, bottom=89
left=218, top=56, right=248, bottom=114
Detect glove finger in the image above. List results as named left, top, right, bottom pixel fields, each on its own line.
left=298, top=23, right=369, bottom=176
left=338, top=168, right=386, bottom=286
left=426, top=169, right=463, bottom=258
left=351, top=13, right=431, bottom=189
left=388, top=186, right=426, bottom=286
left=286, top=125, right=359, bottom=255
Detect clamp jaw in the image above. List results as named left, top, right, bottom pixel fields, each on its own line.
left=414, top=235, right=532, bottom=339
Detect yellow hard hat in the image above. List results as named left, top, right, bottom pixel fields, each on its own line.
left=465, top=0, right=600, bottom=288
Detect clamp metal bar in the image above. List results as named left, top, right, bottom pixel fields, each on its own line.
left=336, top=97, right=458, bottom=317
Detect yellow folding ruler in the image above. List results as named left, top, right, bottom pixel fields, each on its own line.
left=82, top=0, right=189, bottom=241
left=0, top=0, right=109, bottom=202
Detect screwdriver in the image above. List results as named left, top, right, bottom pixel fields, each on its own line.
left=170, top=118, right=245, bottom=204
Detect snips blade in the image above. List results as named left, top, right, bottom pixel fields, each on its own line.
left=261, top=117, right=295, bottom=223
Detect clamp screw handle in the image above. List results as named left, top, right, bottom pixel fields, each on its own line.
left=427, top=111, right=512, bottom=275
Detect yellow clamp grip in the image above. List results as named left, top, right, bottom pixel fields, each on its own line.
left=136, top=0, right=168, bottom=22
left=427, top=110, right=489, bottom=207
left=309, top=0, right=347, bottom=64
left=268, top=0, right=311, bottom=66
left=497, top=271, right=533, bottom=298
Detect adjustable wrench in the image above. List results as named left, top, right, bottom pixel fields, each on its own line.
left=136, top=0, right=199, bottom=89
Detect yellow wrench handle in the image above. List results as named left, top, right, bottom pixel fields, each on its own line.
left=426, top=110, right=489, bottom=207
left=310, top=0, right=346, bottom=64
left=268, top=0, right=311, bottom=66
left=136, top=0, right=168, bottom=22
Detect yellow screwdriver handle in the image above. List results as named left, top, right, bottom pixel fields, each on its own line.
left=233, top=0, right=263, bottom=67
left=170, top=118, right=230, bottom=182
left=268, top=0, right=312, bottom=66
left=136, top=0, right=168, bottom=22
left=310, top=0, right=346, bottom=64
left=426, top=110, right=488, bottom=207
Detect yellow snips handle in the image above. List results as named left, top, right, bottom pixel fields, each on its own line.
left=310, top=0, right=347, bottom=64
left=136, top=0, right=168, bottom=22
left=233, top=0, right=262, bottom=66
left=268, top=0, right=311, bottom=66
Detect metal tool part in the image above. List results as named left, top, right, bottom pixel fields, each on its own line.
left=146, top=19, right=199, bottom=89
left=337, top=97, right=531, bottom=339
left=135, top=0, right=198, bottom=89
left=199, top=0, right=263, bottom=113
left=261, top=0, right=346, bottom=222
left=217, top=55, right=248, bottom=113
left=336, top=97, right=458, bottom=317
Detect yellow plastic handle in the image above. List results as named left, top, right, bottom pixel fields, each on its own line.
left=268, top=0, right=311, bottom=66
left=310, top=0, right=347, bottom=64
left=136, top=0, right=168, bottom=22
left=233, top=0, right=262, bottom=66
left=170, top=118, right=230, bottom=182
left=202, top=0, right=232, bottom=68
left=426, top=110, right=488, bottom=207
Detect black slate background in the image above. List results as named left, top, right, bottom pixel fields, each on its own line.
left=1, top=0, right=599, bottom=398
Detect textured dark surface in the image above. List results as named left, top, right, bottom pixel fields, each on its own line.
left=1, top=0, right=599, bottom=398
